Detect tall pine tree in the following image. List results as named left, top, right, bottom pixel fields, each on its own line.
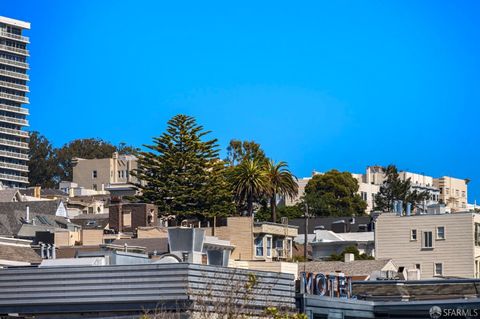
left=133, top=115, right=234, bottom=219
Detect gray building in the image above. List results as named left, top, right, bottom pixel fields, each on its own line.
left=0, top=16, right=30, bottom=188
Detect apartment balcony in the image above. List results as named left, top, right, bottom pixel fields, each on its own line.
left=0, top=44, right=29, bottom=56
left=0, top=103, right=29, bottom=115
left=0, top=161, right=28, bottom=172
left=0, top=57, right=29, bottom=69
left=0, top=69, right=29, bottom=81
left=0, top=92, right=29, bottom=104
left=0, top=138, right=28, bottom=149
left=0, top=80, right=29, bottom=92
left=0, top=115, right=29, bottom=126
left=0, top=149, right=28, bottom=160
left=0, top=30, right=30, bottom=43
left=0, top=126, right=28, bottom=137
left=0, top=172, right=28, bottom=183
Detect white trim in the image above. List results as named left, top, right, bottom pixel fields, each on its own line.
left=0, top=16, right=30, bottom=29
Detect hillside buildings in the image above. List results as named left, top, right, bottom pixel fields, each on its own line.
left=72, top=152, right=138, bottom=196
left=287, top=165, right=470, bottom=214
left=0, top=16, right=30, bottom=188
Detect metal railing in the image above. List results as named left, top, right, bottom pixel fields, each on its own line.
left=0, top=80, right=28, bottom=92
left=0, top=57, right=29, bottom=69
left=0, top=69, right=29, bottom=80
left=0, top=92, right=29, bottom=103
left=0, top=115, right=28, bottom=126
left=0, top=161, right=28, bottom=172
left=0, top=30, right=30, bottom=43
left=0, top=149, right=28, bottom=160
left=0, top=137, right=28, bottom=149
left=0, top=172, right=28, bottom=183
left=0, top=103, right=29, bottom=114
left=0, top=126, right=28, bottom=137
left=0, top=44, right=29, bottom=56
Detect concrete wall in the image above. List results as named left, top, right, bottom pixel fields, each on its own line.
left=376, top=212, right=479, bottom=279
left=81, top=229, right=104, bottom=246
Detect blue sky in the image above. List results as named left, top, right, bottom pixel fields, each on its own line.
left=3, top=1, right=480, bottom=201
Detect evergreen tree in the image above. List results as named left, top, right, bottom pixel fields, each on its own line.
left=133, top=114, right=234, bottom=219
left=28, top=131, right=58, bottom=188
left=374, top=164, right=430, bottom=212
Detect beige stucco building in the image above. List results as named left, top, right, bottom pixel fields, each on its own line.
left=376, top=212, right=480, bottom=279
left=433, top=176, right=469, bottom=212
left=72, top=152, right=138, bottom=192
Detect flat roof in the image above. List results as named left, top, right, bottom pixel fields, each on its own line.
left=0, top=16, right=30, bottom=29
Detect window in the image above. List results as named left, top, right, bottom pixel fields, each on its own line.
left=422, top=231, right=434, bottom=249
left=475, top=224, right=480, bottom=246
left=266, top=236, right=272, bottom=257
left=415, top=263, right=421, bottom=270
left=123, top=211, right=132, bottom=227
left=436, top=226, right=445, bottom=240
left=92, top=184, right=97, bottom=191
left=462, top=191, right=466, bottom=198
left=434, top=263, right=443, bottom=276
left=92, top=170, right=97, bottom=178
left=254, top=237, right=263, bottom=257
left=411, top=229, right=417, bottom=241
left=446, top=188, right=449, bottom=195
left=361, top=191, right=367, bottom=201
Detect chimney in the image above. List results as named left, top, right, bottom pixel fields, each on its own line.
left=51, top=244, right=56, bottom=259
left=34, top=186, right=41, bottom=199
left=344, top=253, right=355, bottom=263
left=26, top=205, right=30, bottom=223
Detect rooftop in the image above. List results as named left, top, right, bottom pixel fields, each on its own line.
left=0, top=16, right=30, bottom=29
left=298, top=259, right=394, bottom=278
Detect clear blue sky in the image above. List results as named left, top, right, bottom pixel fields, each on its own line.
left=3, top=1, right=480, bottom=201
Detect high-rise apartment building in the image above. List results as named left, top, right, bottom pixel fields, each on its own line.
left=0, top=16, right=30, bottom=188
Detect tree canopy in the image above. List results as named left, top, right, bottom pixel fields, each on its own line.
left=28, top=131, right=58, bottom=188
left=226, top=140, right=266, bottom=166
left=374, top=164, right=430, bottom=212
left=28, top=133, right=137, bottom=187
left=303, top=170, right=367, bottom=217
left=133, top=114, right=234, bottom=219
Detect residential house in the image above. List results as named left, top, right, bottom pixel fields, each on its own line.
left=108, top=203, right=158, bottom=234
left=310, top=229, right=375, bottom=260
left=434, top=176, right=469, bottom=212
left=375, top=211, right=480, bottom=279
left=72, top=152, right=138, bottom=196
left=0, top=236, right=41, bottom=267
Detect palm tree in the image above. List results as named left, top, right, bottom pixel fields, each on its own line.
left=230, top=158, right=269, bottom=215
left=265, top=160, right=298, bottom=223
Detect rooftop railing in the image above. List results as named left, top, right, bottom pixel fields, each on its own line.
left=0, top=80, right=29, bottom=92
left=0, top=44, right=29, bottom=56
left=0, top=103, right=29, bottom=115
left=0, top=69, right=29, bottom=80
left=0, top=149, right=29, bottom=160
left=0, top=126, right=28, bottom=137
left=0, top=92, right=29, bottom=103
left=0, top=30, right=29, bottom=43
left=0, top=57, right=29, bottom=69
left=0, top=137, right=28, bottom=149
left=0, top=115, right=29, bottom=126
left=0, top=172, right=28, bottom=183
left=0, top=161, right=28, bottom=172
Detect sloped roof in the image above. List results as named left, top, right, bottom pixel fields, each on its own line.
left=0, top=189, right=21, bottom=202
left=71, top=213, right=109, bottom=229
left=290, top=216, right=373, bottom=234
left=0, top=200, right=68, bottom=237
left=298, top=259, right=394, bottom=277
left=0, top=244, right=42, bottom=264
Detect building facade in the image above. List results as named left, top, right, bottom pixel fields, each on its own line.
left=376, top=212, right=480, bottom=279
left=72, top=152, right=138, bottom=192
left=434, top=176, right=469, bottom=212
left=0, top=16, right=30, bottom=188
